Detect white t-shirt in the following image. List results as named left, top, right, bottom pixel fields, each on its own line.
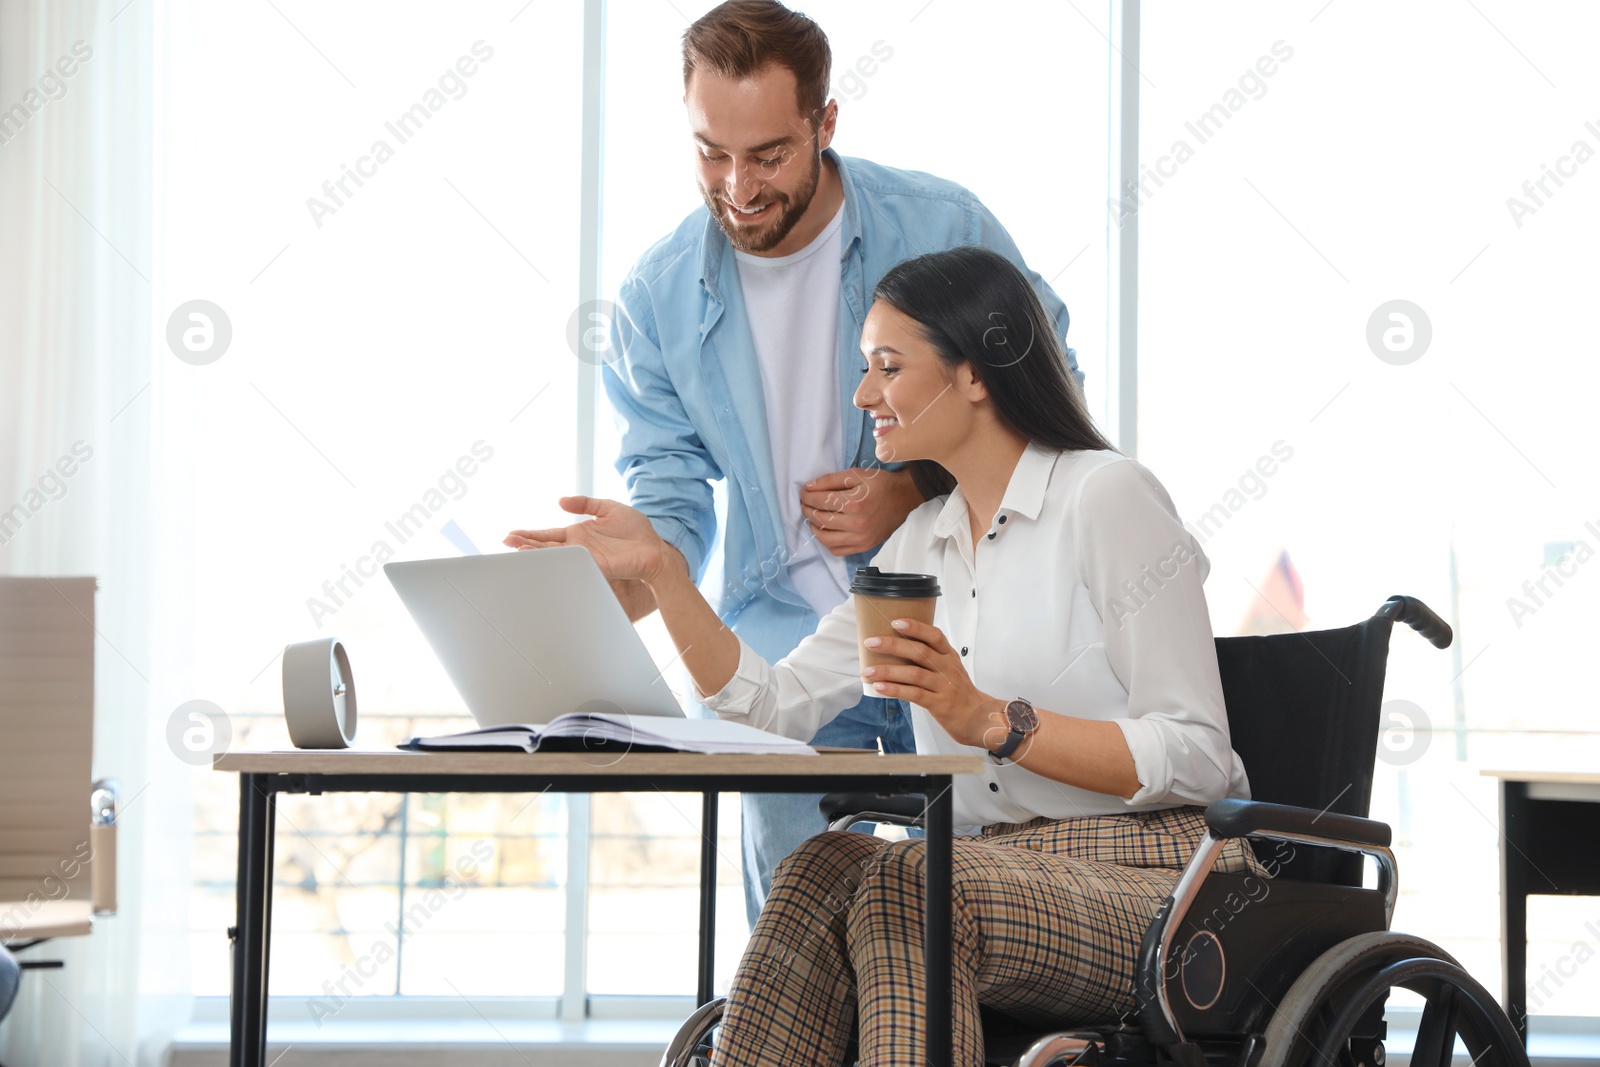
left=733, top=204, right=849, bottom=620
left=700, top=445, right=1254, bottom=831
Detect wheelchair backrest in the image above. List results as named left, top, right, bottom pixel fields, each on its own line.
left=1213, top=615, right=1395, bottom=886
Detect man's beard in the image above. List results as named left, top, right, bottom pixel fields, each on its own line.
left=700, top=145, right=822, bottom=254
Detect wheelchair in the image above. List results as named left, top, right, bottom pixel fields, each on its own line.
left=660, top=596, right=1529, bottom=1067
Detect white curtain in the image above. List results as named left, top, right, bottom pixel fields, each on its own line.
left=1, top=1, right=190, bottom=1064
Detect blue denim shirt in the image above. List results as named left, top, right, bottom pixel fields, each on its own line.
left=603, top=150, right=1078, bottom=667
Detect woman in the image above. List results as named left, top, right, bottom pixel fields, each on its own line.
left=506, top=246, right=1259, bottom=1065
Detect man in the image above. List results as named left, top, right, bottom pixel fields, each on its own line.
left=601, top=0, right=1078, bottom=922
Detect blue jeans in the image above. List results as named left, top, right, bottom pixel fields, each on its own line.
left=739, top=695, right=916, bottom=924
left=0, top=944, right=18, bottom=1022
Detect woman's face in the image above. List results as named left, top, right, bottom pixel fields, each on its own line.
left=853, top=301, right=974, bottom=465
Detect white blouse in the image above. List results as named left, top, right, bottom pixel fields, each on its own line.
left=700, top=444, right=1252, bottom=830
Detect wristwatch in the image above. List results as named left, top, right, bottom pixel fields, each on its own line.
left=989, top=697, right=1038, bottom=764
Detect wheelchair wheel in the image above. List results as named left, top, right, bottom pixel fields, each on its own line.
left=1260, top=932, right=1527, bottom=1067
left=660, top=997, right=725, bottom=1067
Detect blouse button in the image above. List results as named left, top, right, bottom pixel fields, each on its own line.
left=989, top=782, right=999, bottom=792
left=970, top=589, right=975, bottom=598
left=986, top=532, right=996, bottom=540
left=960, top=646, right=969, bottom=656
left=998, top=515, right=1007, bottom=524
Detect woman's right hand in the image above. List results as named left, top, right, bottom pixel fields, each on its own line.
left=503, top=496, right=673, bottom=584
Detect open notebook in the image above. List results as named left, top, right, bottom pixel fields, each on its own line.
left=401, top=712, right=816, bottom=756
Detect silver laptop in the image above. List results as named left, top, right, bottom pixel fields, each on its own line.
left=383, top=546, right=683, bottom=725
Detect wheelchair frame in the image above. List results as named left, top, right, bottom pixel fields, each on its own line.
left=661, top=598, right=1530, bottom=1067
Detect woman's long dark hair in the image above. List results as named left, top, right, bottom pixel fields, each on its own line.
left=871, top=246, right=1116, bottom=498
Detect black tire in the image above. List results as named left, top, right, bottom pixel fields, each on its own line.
left=1260, top=932, right=1527, bottom=1067
left=660, top=997, right=726, bottom=1067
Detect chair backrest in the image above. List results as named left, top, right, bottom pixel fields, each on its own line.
left=1213, top=613, right=1396, bottom=886
left=0, top=577, right=97, bottom=912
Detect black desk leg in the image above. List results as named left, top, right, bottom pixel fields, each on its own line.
left=924, top=778, right=953, bottom=1067
left=230, top=773, right=277, bottom=1067
left=1500, top=780, right=1530, bottom=1046
left=697, top=790, right=719, bottom=1006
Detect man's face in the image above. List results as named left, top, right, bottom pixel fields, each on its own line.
left=686, top=63, right=832, bottom=255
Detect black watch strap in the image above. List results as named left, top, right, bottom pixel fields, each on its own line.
left=989, top=729, right=1027, bottom=763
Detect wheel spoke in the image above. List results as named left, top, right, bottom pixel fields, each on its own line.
left=1413, top=984, right=1459, bottom=1067
left=1307, top=999, right=1344, bottom=1067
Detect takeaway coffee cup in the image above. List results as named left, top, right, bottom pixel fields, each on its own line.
left=851, top=567, right=941, bottom=697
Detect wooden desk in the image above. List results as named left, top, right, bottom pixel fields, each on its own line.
left=1482, top=769, right=1600, bottom=1043
left=215, top=749, right=983, bottom=1067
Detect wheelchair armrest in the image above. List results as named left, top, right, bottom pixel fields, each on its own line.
left=1139, top=800, right=1398, bottom=1049
left=1204, top=797, right=1391, bottom=849
left=818, top=792, right=926, bottom=832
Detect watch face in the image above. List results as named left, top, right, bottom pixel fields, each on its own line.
left=1006, top=699, right=1038, bottom=733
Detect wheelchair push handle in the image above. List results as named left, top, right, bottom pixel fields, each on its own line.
left=1376, top=595, right=1451, bottom=649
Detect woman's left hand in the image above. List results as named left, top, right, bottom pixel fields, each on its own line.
left=861, top=617, right=1007, bottom=751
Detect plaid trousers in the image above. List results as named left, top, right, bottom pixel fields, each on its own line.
left=712, top=806, right=1263, bottom=1067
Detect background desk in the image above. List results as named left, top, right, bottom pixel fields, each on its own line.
left=1483, top=769, right=1600, bottom=1044
left=214, top=749, right=983, bottom=1067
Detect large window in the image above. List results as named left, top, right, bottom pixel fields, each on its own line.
left=174, top=0, right=1112, bottom=1007
left=1137, top=0, right=1600, bottom=1017
left=168, top=0, right=585, bottom=999
left=166, top=0, right=1596, bottom=1026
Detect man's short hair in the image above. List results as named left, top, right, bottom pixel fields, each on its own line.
left=682, top=0, right=832, bottom=122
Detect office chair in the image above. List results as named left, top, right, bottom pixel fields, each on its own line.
left=661, top=596, right=1527, bottom=1067
left=0, top=578, right=119, bottom=1003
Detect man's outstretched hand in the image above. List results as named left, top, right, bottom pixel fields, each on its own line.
left=505, top=497, right=685, bottom=620
left=799, top=467, right=924, bottom=557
